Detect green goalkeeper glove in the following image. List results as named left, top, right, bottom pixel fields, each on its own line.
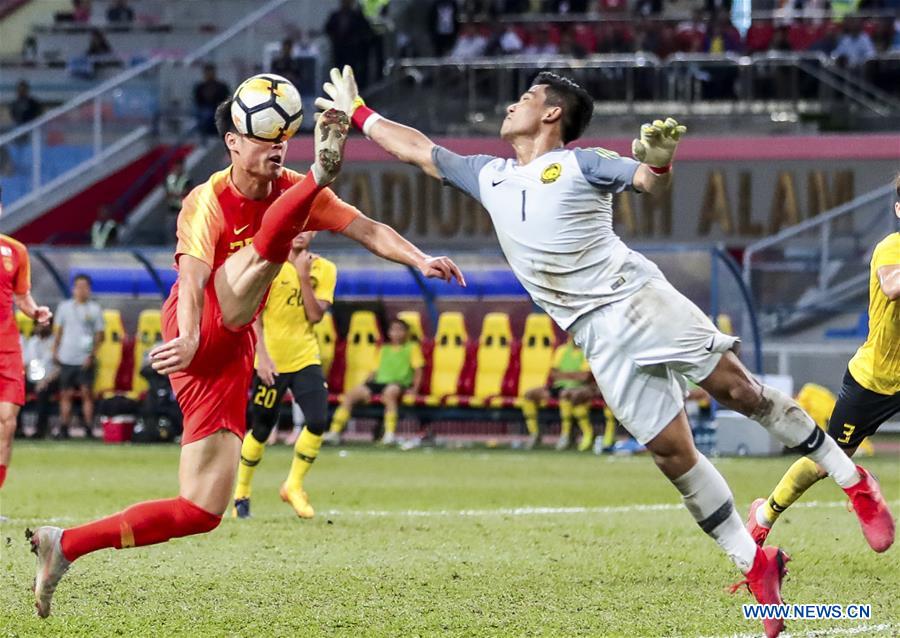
left=631, top=117, right=687, bottom=170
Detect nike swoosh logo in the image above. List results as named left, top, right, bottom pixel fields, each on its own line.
left=235, top=224, right=250, bottom=235
left=704, top=337, right=715, bottom=352
left=492, top=179, right=506, bottom=187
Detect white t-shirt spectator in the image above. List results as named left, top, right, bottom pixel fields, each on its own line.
left=832, top=32, right=876, bottom=66
left=55, top=299, right=105, bottom=366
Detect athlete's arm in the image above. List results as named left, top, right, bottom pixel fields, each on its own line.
left=878, top=264, right=900, bottom=300
left=293, top=252, right=330, bottom=324
left=367, top=119, right=440, bottom=179
left=632, top=165, right=671, bottom=195
left=315, top=66, right=440, bottom=178
left=13, top=293, right=51, bottom=325
left=150, top=255, right=209, bottom=375
left=254, top=315, right=277, bottom=386
left=10, top=245, right=51, bottom=324
left=340, top=214, right=466, bottom=286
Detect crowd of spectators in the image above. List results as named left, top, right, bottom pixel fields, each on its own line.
left=437, top=13, right=898, bottom=63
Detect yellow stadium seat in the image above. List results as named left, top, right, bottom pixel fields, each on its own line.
left=132, top=309, right=162, bottom=396
left=429, top=311, right=468, bottom=399
left=473, top=312, right=512, bottom=401
left=16, top=310, right=33, bottom=337
left=314, top=312, right=337, bottom=376
left=343, top=310, right=381, bottom=391
left=397, top=310, right=424, bottom=342
left=518, top=313, right=556, bottom=395
left=94, top=309, right=124, bottom=397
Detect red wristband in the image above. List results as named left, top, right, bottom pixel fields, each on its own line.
left=649, top=164, right=672, bottom=175
left=351, top=103, right=377, bottom=132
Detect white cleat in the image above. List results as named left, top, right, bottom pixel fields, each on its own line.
left=27, top=526, right=71, bottom=618
left=555, top=434, right=571, bottom=451
left=380, top=431, right=396, bottom=446
left=310, top=108, right=349, bottom=186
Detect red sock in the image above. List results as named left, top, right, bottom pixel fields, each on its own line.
left=253, top=171, right=323, bottom=263
left=0, top=464, right=6, bottom=489
left=60, top=496, right=221, bottom=562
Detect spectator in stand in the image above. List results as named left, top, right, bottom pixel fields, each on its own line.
left=22, top=320, right=58, bottom=439
left=448, top=23, right=488, bottom=59
left=677, top=10, right=708, bottom=52
left=86, top=28, right=113, bottom=58
left=524, top=25, right=559, bottom=56
left=271, top=39, right=305, bottom=89
left=193, top=63, right=229, bottom=137
left=429, top=0, right=459, bottom=57
left=53, top=274, right=104, bottom=440
left=106, top=0, right=134, bottom=26
left=325, top=0, right=375, bottom=88
left=832, top=17, right=877, bottom=66
left=8, top=80, right=41, bottom=126
left=494, top=24, right=525, bottom=54
left=90, top=205, right=118, bottom=249
left=21, top=36, right=38, bottom=64
left=704, top=15, right=740, bottom=53
left=809, top=22, right=841, bottom=54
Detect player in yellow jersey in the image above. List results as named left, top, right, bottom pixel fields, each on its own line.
left=747, top=176, right=900, bottom=552
left=232, top=231, right=336, bottom=519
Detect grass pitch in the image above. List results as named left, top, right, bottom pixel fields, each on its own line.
left=0, top=442, right=897, bottom=637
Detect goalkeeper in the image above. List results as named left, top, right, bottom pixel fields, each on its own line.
left=319, top=66, right=897, bottom=637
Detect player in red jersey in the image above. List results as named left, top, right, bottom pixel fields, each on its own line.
left=28, top=97, right=464, bottom=617
left=0, top=226, right=52, bottom=492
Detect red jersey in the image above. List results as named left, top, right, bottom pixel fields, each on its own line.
left=0, top=234, right=30, bottom=354
left=174, top=167, right=360, bottom=271
left=162, top=167, right=361, bottom=445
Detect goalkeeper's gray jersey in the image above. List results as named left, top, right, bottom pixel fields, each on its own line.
left=433, top=145, right=662, bottom=330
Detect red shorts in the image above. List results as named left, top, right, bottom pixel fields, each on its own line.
left=0, top=348, right=25, bottom=406
left=162, top=278, right=255, bottom=446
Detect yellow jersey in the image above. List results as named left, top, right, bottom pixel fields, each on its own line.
left=260, top=257, right=337, bottom=374
left=795, top=383, right=836, bottom=429
left=848, top=232, right=900, bottom=395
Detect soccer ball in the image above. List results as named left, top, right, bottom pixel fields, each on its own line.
left=230, top=74, right=303, bottom=142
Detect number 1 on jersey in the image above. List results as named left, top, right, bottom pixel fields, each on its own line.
left=520, top=190, right=526, bottom=222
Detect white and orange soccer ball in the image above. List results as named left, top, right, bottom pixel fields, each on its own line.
left=230, top=73, right=303, bottom=142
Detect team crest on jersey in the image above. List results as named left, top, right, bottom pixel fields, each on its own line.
left=541, top=163, right=562, bottom=184
left=0, top=246, right=11, bottom=257
left=2, top=257, right=12, bottom=272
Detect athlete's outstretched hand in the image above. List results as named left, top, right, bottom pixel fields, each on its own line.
left=420, top=256, right=466, bottom=287
left=631, top=117, right=686, bottom=168
left=315, top=65, right=360, bottom=117
left=150, top=335, right=199, bottom=376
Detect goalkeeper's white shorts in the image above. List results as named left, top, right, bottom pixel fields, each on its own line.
left=570, top=275, right=739, bottom=445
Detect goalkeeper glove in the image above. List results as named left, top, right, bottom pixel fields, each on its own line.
left=314, top=66, right=382, bottom=136
left=631, top=117, right=686, bottom=173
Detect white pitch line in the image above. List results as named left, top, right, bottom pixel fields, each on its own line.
left=3, top=499, right=896, bottom=525
left=696, top=622, right=895, bottom=638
